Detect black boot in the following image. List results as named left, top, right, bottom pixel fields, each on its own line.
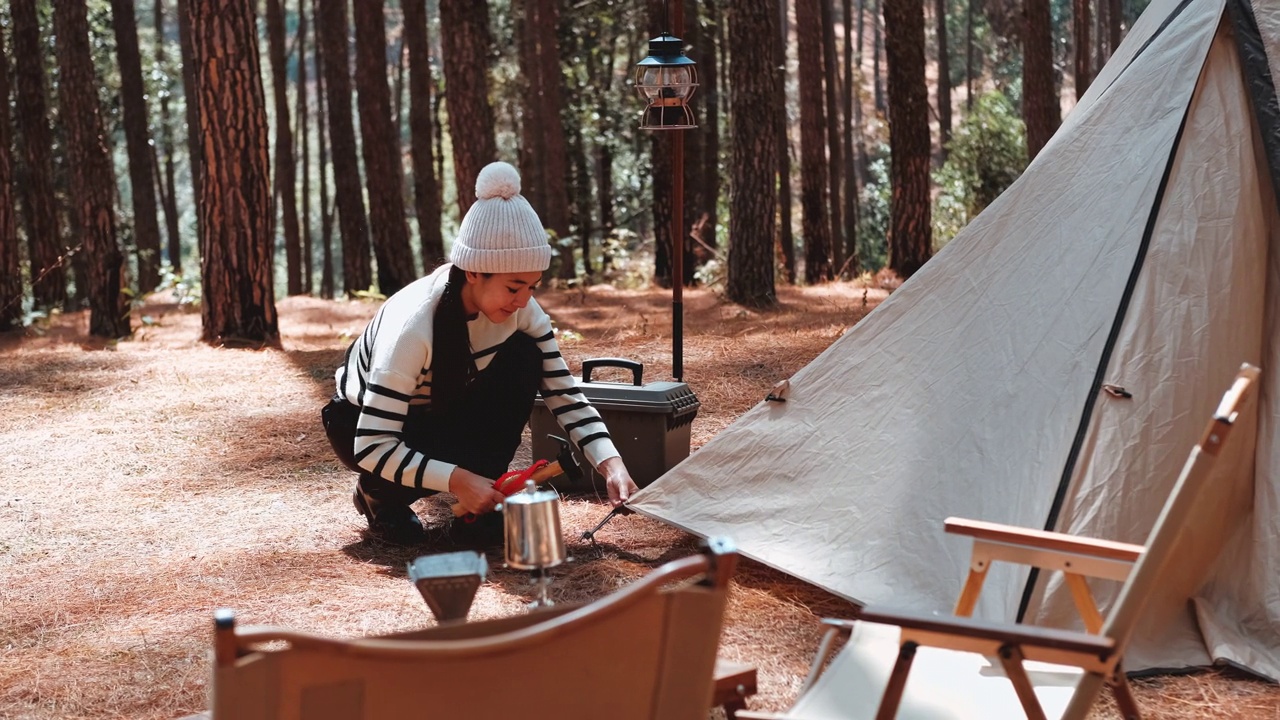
left=353, top=480, right=428, bottom=545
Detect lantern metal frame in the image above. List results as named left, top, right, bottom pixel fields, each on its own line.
left=634, top=34, right=699, bottom=130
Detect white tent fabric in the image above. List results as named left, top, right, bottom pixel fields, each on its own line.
left=630, top=0, right=1280, bottom=680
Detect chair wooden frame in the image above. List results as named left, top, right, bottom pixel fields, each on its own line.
left=209, top=538, right=742, bottom=720
left=740, top=364, right=1260, bottom=720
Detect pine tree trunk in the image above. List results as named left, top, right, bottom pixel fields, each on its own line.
left=297, top=0, right=313, bottom=294
left=353, top=0, right=417, bottom=295
left=1108, top=0, right=1121, bottom=54
left=965, top=0, right=975, bottom=110
left=317, top=0, right=372, bottom=296
left=1096, top=0, right=1108, bottom=67
left=796, top=0, right=833, bottom=283
left=11, top=0, right=66, bottom=311
left=0, top=33, right=21, bottom=331
left=1073, top=0, right=1091, bottom=99
left=777, top=0, right=795, bottom=284
left=648, top=0, right=674, bottom=289
left=190, top=0, right=278, bottom=344
left=883, top=0, right=932, bottom=278
left=935, top=0, right=951, bottom=152
left=54, top=0, right=131, bottom=338
left=842, top=0, right=860, bottom=274
left=873, top=0, right=884, bottom=113
left=821, top=0, right=845, bottom=276
left=727, top=0, right=779, bottom=308
left=314, top=0, right=335, bottom=299
left=440, top=0, right=498, bottom=216
left=1023, top=0, right=1060, bottom=160
left=403, top=0, right=445, bottom=270
left=516, top=0, right=545, bottom=218
left=110, top=0, right=163, bottom=293
left=177, top=0, right=202, bottom=241
left=534, top=0, right=573, bottom=279
left=266, top=0, right=304, bottom=295
left=683, top=0, right=705, bottom=283
left=701, top=0, right=722, bottom=270
left=154, top=0, right=183, bottom=275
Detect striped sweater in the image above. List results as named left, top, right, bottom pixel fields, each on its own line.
left=335, top=263, right=619, bottom=492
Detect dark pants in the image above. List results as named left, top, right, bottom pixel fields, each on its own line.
left=321, top=332, right=542, bottom=509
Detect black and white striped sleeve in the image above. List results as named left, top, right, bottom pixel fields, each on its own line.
left=526, top=316, right=620, bottom=469
left=352, top=371, right=455, bottom=493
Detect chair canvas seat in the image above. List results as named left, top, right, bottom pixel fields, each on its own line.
left=787, top=622, right=1083, bottom=720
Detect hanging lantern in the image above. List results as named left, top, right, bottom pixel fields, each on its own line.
left=634, top=34, right=698, bottom=130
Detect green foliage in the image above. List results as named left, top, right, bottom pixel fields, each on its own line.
left=931, top=91, right=1027, bottom=247
left=857, top=147, right=892, bottom=275
left=158, top=267, right=202, bottom=308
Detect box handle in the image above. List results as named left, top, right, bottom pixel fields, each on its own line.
left=582, top=357, right=644, bottom=386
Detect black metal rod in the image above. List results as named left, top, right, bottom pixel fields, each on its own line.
left=671, top=2, right=685, bottom=383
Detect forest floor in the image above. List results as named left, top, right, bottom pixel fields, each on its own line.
left=1, top=281, right=1278, bottom=719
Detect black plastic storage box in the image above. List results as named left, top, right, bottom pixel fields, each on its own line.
left=529, top=358, right=700, bottom=489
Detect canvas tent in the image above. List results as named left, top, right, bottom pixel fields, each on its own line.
left=630, top=0, right=1280, bottom=680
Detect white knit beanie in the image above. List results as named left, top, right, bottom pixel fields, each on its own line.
left=449, top=162, right=553, bottom=273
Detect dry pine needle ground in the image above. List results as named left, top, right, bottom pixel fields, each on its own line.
left=1, top=283, right=1276, bottom=719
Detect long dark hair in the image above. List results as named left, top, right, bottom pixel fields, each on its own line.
left=431, top=265, right=475, bottom=413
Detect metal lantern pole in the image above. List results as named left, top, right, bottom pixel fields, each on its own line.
left=671, top=4, right=685, bottom=382
left=634, top=4, right=697, bottom=382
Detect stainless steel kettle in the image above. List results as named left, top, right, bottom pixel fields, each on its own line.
left=502, top=480, right=566, bottom=571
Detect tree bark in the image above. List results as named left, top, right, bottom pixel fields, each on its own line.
left=1096, top=0, right=1108, bottom=68
left=190, top=0, right=278, bottom=344
left=440, top=0, right=498, bottom=216
left=935, top=0, right=951, bottom=152
left=0, top=32, right=21, bottom=331
left=317, top=0, right=372, bottom=296
left=966, top=0, right=975, bottom=110
left=1108, top=0, right=1121, bottom=56
left=54, top=0, right=131, bottom=338
left=648, top=0, right=674, bottom=288
left=872, top=0, right=884, bottom=113
left=701, top=0, right=722, bottom=273
left=403, top=0, right=445, bottom=270
left=843, top=0, right=860, bottom=274
left=535, top=0, right=573, bottom=279
left=353, top=0, right=417, bottom=294
left=11, top=0, right=65, bottom=310
left=266, top=0, right=304, bottom=295
left=314, top=0, right=335, bottom=299
left=110, top=0, right=164, bottom=293
left=727, top=0, right=779, bottom=307
left=796, top=0, right=833, bottom=283
left=177, top=0, right=202, bottom=242
left=1073, top=0, right=1091, bottom=100
left=154, top=0, right=183, bottom=275
left=883, top=0, right=932, bottom=278
left=777, top=0, right=795, bottom=283
left=820, top=0, right=845, bottom=276
left=297, top=0, right=313, bottom=293
left=1023, top=0, right=1060, bottom=160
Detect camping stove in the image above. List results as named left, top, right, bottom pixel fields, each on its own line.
left=501, top=480, right=567, bottom=608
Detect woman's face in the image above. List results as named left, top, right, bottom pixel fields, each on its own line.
left=461, top=270, right=543, bottom=323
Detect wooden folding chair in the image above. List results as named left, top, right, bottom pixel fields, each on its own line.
left=208, top=538, right=739, bottom=720
left=739, top=364, right=1260, bottom=720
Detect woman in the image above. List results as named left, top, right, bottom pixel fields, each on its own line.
left=322, top=162, right=637, bottom=544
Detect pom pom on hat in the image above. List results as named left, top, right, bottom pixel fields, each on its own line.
left=450, top=162, right=553, bottom=274
left=475, top=161, right=522, bottom=201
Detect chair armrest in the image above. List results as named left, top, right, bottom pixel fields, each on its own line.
left=850, top=605, right=1118, bottom=675
left=945, top=517, right=1144, bottom=563
left=853, top=605, right=1116, bottom=658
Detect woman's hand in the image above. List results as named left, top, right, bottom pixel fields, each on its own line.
left=449, top=467, right=505, bottom=515
left=598, top=456, right=639, bottom=507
